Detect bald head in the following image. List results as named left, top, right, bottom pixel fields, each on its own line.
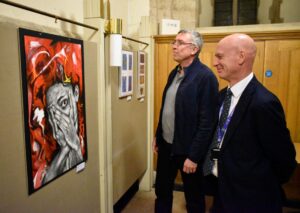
left=214, top=33, right=257, bottom=86
left=220, top=33, right=257, bottom=62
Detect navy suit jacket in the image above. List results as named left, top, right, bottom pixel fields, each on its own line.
left=215, top=76, right=297, bottom=212
left=156, top=58, right=219, bottom=163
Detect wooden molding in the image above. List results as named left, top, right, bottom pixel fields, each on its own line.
left=154, top=29, right=300, bottom=43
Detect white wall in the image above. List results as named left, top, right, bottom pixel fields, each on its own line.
left=257, top=0, right=300, bottom=24
left=0, top=19, right=101, bottom=213
left=0, top=1, right=104, bottom=212
left=198, top=0, right=214, bottom=27
left=0, top=0, right=84, bottom=35
left=281, top=0, right=300, bottom=23
left=197, top=0, right=300, bottom=27
left=128, top=0, right=150, bottom=35
left=257, top=0, right=272, bottom=24
left=109, top=0, right=150, bottom=36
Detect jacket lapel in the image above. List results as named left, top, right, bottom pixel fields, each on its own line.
left=221, top=77, right=258, bottom=150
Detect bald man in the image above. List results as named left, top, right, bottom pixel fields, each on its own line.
left=203, top=34, right=296, bottom=213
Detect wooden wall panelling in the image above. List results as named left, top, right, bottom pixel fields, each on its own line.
left=263, top=41, right=289, bottom=108
left=264, top=40, right=300, bottom=144
left=154, top=43, right=165, bottom=130
left=199, top=42, right=228, bottom=90
left=154, top=43, right=176, bottom=130
left=154, top=42, right=177, bottom=170
left=289, top=44, right=300, bottom=144
left=252, top=41, right=265, bottom=83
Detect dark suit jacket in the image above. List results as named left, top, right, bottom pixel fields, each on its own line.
left=156, top=57, right=219, bottom=163
left=216, top=76, right=297, bottom=213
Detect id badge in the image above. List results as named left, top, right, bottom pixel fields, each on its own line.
left=210, top=148, right=220, bottom=161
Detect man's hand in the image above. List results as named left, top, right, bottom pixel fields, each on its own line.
left=183, top=158, right=197, bottom=174
left=152, top=137, right=158, bottom=154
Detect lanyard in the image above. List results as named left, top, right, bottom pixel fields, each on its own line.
left=216, top=105, right=235, bottom=147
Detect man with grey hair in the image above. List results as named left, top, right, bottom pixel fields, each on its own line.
left=153, top=29, right=219, bottom=212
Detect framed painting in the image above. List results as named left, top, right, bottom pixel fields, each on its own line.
left=19, top=28, right=88, bottom=194
left=119, top=50, right=133, bottom=98
left=136, top=51, right=146, bottom=99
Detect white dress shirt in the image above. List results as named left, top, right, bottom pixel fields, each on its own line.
left=212, top=72, right=254, bottom=177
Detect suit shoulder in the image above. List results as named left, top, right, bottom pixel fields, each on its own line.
left=255, top=82, right=280, bottom=103
left=252, top=82, right=283, bottom=112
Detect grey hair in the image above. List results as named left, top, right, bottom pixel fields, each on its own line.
left=178, top=29, right=203, bottom=54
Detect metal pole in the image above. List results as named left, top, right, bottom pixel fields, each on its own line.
left=0, top=0, right=98, bottom=31
left=122, top=35, right=149, bottom=47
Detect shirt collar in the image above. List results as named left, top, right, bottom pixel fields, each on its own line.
left=177, top=56, right=198, bottom=73
left=177, top=65, right=186, bottom=73
left=229, top=72, right=254, bottom=98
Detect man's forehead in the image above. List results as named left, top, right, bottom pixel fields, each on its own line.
left=217, top=40, right=237, bottom=52
left=176, top=33, right=191, bottom=40
left=215, top=44, right=224, bottom=53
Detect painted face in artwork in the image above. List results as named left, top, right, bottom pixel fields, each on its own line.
left=43, top=82, right=83, bottom=183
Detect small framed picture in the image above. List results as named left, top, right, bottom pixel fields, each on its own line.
left=119, top=50, right=133, bottom=98
left=137, top=51, right=146, bottom=99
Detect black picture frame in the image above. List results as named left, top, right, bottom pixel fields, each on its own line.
left=19, top=28, right=88, bottom=194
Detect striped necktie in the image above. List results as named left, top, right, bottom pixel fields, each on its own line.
left=203, top=88, right=232, bottom=176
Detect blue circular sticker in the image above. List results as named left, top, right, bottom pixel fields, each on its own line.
left=265, top=70, right=272, bottom=77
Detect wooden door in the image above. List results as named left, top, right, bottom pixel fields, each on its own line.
left=154, top=43, right=177, bottom=134
left=153, top=42, right=177, bottom=172
left=263, top=40, right=300, bottom=144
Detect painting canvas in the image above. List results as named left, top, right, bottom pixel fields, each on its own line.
left=119, top=50, right=133, bottom=98
left=19, top=28, right=88, bottom=194
left=137, top=51, right=146, bottom=99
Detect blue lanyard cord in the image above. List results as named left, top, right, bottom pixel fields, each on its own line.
left=216, top=105, right=235, bottom=147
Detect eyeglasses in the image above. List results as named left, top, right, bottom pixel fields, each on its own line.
left=170, top=40, right=194, bottom=46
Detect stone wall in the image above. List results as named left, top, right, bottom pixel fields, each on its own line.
left=150, top=0, right=197, bottom=29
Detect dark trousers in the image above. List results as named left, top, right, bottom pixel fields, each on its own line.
left=205, top=175, right=283, bottom=213
left=155, top=140, right=205, bottom=213
left=210, top=192, right=225, bottom=213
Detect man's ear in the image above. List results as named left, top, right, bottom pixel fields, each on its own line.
left=238, top=50, right=246, bottom=65
left=191, top=47, right=199, bottom=56
left=74, top=85, right=79, bottom=102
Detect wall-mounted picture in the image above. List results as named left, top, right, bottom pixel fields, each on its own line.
left=137, top=51, right=146, bottom=99
left=119, top=50, right=133, bottom=98
left=19, top=28, right=88, bottom=194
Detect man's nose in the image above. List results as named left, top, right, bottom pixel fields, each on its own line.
left=213, top=58, right=218, bottom=67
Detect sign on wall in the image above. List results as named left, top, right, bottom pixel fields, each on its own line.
left=19, top=28, right=88, bottom=194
